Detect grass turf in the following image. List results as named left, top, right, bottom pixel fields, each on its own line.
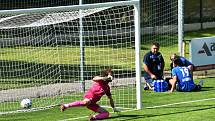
left=1, top=28, right=215, bottom=120
left=0, top=77, right=215, bottom=121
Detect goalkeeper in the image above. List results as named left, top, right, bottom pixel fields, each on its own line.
left=60, top=68, right=119, bottom=120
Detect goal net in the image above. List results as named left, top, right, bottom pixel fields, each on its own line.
left=0, top=1, right=140, bottom=114
left=142, top=0, right=180, bottom=70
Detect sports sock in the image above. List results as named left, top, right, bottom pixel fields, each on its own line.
left=94, top=112, right=109, bottom=120
left=65, top=101, right=86, bottom=108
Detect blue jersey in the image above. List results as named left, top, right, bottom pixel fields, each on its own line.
left=143, top=51, right=164, bottom=79
left=172, top=66, right=195, bottom=91
left=179, top=56, right=194, bottom=67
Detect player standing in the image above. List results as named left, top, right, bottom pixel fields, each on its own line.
left=60, top=68, right=119, bottom=120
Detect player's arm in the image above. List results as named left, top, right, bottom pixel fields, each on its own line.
left=170, top=63, right=173, bottom=77
left=184, top=58, right=194, bottom=75
left=188, top=65, right=194, bottom=73
left=92, top=75, right=113, bottom=82
left=187, top=61, right=194, bottom=72
left=107, top=95, right=120, bottom=112
left=92, top=76, right=108, bottom=82
left=143, top=63, right=156, bottom=79
left=159, top=54, right=165, bottom=78
left=169, top=76, right=177, bottom=92
left=169, top=68, right=178, bottom=92
left=143, top=54, right=156, bottom=79
left=160, top=54, right=165, bottom=71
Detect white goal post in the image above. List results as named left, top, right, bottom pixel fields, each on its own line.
left=0, top=0, right=141, bottom=114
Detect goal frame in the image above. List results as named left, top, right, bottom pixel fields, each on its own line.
left=0, top=0, right=142, bottom=110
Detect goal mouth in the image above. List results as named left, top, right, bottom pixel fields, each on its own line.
left=0, top=0, right=140, bottom=114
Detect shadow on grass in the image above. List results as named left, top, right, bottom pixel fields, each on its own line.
left=201, top=86, right=214, bottom=91
left=107, top=105, right=215, bottom=121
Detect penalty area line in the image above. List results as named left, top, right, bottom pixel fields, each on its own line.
left=145, top=97, right=215, bottom=109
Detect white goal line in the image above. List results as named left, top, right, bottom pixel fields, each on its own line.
left=0, top=104, right=58, bottom=115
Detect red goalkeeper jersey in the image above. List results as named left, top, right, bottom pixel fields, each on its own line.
left=84, top=80, right=111, bottom=103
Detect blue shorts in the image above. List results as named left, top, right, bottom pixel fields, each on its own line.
left=176, top=83, right=196, bottom=92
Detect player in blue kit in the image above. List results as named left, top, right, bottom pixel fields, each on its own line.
left=170, top=53, right=194, bottom=76
left=143, top=42, right=165, bottom=90
left=169, top=57, right=203, bottom=92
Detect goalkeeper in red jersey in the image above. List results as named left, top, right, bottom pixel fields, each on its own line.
left=60, top=68, right=119, bottom=120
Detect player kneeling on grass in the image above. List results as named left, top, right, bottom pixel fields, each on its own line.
left=143, top=42, right=165, bottom=90
left=60, top=68, right=120, bottom=120
left=169, top=58, right=203, bottom=92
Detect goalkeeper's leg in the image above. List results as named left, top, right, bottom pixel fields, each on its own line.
left=87, top=104, right=109, bottom=120
left=60, top=98, right=90, bottom=112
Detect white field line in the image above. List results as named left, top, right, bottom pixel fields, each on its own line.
left=58, top=97, right=215, bottom=121
left=0, top=104, right=58, bottom=115
left=145, top=97, right=215, bottom=109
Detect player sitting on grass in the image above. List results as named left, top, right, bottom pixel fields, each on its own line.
left=169, top=57, right=203, bottom=92
left=170, top=53, right=194, bottom=77
left=60, top=68, right=120, bottom=120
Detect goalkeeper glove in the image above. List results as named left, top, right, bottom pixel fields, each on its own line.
left=113, top=107, right=120, bottom=112
left=108, top=75, right=113, bottom=80
left=106, top=75, right=113, bottom=82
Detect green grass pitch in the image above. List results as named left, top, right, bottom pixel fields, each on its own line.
left=1, top=29, right=215, bottom=121
left=1, top=77, right=215, bottom=121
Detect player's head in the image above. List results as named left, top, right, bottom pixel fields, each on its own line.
left=101, top=68, right=113, bottom=77
left=170, top=53, right=179, bottom=62
left=151, top=42, right=160, bottom=54
left=172, top=58, right=181, bottom=66
left=101, top=68, right=113, bottom=82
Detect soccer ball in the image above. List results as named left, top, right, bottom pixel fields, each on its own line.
left=20, top=98, right=32, bottom=108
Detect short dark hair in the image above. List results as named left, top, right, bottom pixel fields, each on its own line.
left=173, top=58, right=181, bottom=66
left=152, top=41, right=160, bottom=48
left=170, top=53, right=179, bottom=61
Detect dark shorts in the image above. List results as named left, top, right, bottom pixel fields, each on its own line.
left=87, top=103, right=100, bottom=112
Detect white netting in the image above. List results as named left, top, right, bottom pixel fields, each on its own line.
left=0, top=7, right=109, bottom=29
left=141, top=0, right=179, bottom=69
left=0, top=2, right=137, bottom=114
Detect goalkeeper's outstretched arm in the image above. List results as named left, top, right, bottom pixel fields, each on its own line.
left=92, top=75, right=113, bottom=82
left=92, top=76, right=108, bottom=82
left=93, top=68, right=113, bottom=82
left=108, top=95, right=120, bottom=112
